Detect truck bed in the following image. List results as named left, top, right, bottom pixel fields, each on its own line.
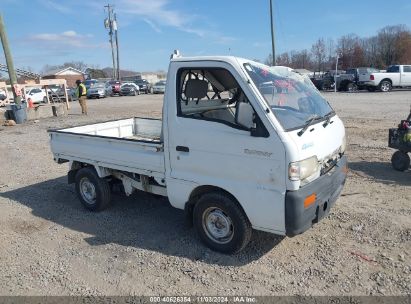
left=49, top=118, right=165, bottom=177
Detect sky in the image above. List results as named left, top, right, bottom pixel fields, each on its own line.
left=1, top=0, right=411, bottom=73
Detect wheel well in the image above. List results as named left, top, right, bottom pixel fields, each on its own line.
left=184, top=185, right=244, bottom=226
left=68, top=162, right=91, bottom=184
left=380, top=78, right=392, bottom=85
left=339, top=80, right=352, bottom=90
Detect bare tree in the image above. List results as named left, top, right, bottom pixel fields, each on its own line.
left=263, top=24, right=411, bottom=70
left=264, top=54, right=274, bottom=66
left=311, top=38, right=326, bottom=72
left=276, top=52, right=291, bottom=66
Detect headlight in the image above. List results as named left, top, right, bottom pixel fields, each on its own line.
left=340, top=134, right=346, bottom=154
left=289, top=156, right=319, bottom=181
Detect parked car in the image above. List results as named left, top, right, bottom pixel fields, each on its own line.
left=49, top=54, right=347, bottom=254
left=345, top=67, right=380, bottom=90
left=0, top=89, right=7, bottom=101
left=120, top=83, right=140, bottom=96
left=106, top=80, right=121, bottom=96
left=25, top=87, right=47, bottom=103
left=152, top=80, right=166, bottom=94
left=365, top=65, right=411, bottom=92
left=134, top=79, right=152, bottom=94
left=84, top=79, right=99, bottom=90
left=87, top=83, right=106, bottom=99
left=67, top=88, right=78, bottom=101
left=47, top=85, right=69, bottom=102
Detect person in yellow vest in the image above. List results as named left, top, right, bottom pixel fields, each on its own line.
left=76, top=79, right=88, bottom=115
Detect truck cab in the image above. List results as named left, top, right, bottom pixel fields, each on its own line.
left=49, top=55, right=347, bottom=253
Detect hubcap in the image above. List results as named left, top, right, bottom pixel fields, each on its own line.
left=79, top=177, right=96, bottom=205
left=381, top=82, right=390, bottom=91
left=202, top=207, right=234, bottom=244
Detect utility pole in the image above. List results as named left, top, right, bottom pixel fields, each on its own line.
left=114, top=13, right=120, bottom=81
left=335, top=54, right=339, bottom=93
left=0, top=14, right=21, bottom=104
left=104, top=4, right=116, bottom=79
left=269, top=0, right=276, bottom=66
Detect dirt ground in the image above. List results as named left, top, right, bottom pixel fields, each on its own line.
left=0, top=91, right=410, bottom=296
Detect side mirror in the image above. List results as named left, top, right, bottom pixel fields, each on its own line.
left=236, top=102, right=254, bottom=130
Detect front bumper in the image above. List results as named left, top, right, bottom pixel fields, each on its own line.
left=285, top=156, right=347, bottom=236
left=88, top=92, right=105, bottom=98
left=120, top=90, right=137, bottom=95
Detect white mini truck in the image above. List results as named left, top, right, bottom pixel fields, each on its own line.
left=49, top=55, right=347, bottom=253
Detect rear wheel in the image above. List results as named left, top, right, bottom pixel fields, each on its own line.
left=193, top=192, right=252, bottom=254
left=379, top=80, right=392, bottom=92
left=391, top=151, right=410, bottom=171
left=347, top=82, right=358, bottom=92
left=43, top=96, right=48, bottom=103
left=75, top=167, right=112, bottom=211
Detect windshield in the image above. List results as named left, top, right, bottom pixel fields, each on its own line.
left=244, top=62, right=333, bottom=130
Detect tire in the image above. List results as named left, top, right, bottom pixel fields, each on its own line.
left=75, top=167, right=112, bottom=211
left=379, top=80, right=392, bottom=92
left=193, top=192, right=252, bottom=254
left=43, top=96, right=48, bottom=103
left=391, top=151, right=410, bottom=172
left=346, top=82, right=358, bottom=92
left=367, top=86, right=376, bottom=92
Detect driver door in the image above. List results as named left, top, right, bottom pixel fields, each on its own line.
left=166, top=61, right=286, bottom=232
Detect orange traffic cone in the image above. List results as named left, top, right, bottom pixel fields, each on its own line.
left=28, top=98, right=34, bottom=108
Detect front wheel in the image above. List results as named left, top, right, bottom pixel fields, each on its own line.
left=75, top=167, right=112, bottom=211
left=193, top=192, right=252, bottom=254
left=379, top=80, right=392, bottom=92
left=391, top=151, right=410, bottom=171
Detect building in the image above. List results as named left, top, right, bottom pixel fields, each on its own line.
left=42, top=67, right=85, bottom=87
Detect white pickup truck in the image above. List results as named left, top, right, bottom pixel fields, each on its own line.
left=49, top=54, right=347, bottom=253
left=366, top=65, right=411, bottom=92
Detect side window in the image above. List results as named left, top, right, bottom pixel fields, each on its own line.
left=403, top=66, right=411, bottom=73
left=177, top=68, right=255, bottom=130
left=387, top=66, right=400, bottom=73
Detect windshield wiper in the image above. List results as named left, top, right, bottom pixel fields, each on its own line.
left=322, top=111, right=335, bottom=128
left=297, top=115, right=322, bottom=136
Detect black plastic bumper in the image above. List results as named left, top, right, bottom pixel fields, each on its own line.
left=285, top=156, right=347, bottom=237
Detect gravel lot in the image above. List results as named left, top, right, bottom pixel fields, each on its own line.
left=0, top=91, right=410, bottom=296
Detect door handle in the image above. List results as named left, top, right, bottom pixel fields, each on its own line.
left=176, top=146, right=189, bottom=152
